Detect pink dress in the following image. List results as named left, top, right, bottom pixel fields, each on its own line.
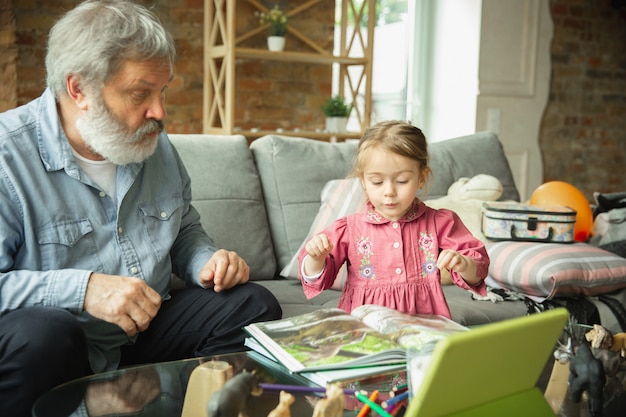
left=299, top=199, right=489, bottom=318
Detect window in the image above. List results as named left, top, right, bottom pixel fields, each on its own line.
left=334, top=0, right=481, bottom=141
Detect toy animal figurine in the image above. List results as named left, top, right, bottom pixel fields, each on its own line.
left=311, top=383, right=345, bottom=417
left=266, top=390, right=295, bottom=417
left=585, top=324, right=626, bottom=356
left=207, top=370, right=263, bottom=417
left=568, top=342, right=606, bottom=417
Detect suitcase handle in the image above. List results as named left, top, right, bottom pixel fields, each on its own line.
left=510, top=225, right=554, bottom=242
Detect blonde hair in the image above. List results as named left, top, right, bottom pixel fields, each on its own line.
left=351, top=121, right=431, bottom=192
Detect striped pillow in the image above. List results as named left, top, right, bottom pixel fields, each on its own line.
left=487, top=241, right=626, bottom=300
left=280, top=178, right=366, bottom=289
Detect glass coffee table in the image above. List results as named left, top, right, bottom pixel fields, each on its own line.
left=32, top=352, right=404, bottom=417
left=33, top=350, right=626, bottom=417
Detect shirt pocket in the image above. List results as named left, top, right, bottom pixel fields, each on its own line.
left=139, top=195, right=184, bottom=262
left=36, top=218, right=103, bottom=271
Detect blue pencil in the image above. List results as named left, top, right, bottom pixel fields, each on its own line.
left=382, top=391, right=409, bottom=409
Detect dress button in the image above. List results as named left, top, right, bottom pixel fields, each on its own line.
left=393, top=242, right=400, bottom=249
left=395, top=268, right=402, bottom=274
left=131, top=267, right=138, bottom=275
left=160, top=211, right=167, bottom=218
left=99, top=191, right=106, bottom=197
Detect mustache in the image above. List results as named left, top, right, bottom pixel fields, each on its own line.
left=136, top=119, right=165, bottom=138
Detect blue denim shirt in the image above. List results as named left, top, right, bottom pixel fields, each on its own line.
left=0, top=89, right=216, bottom=371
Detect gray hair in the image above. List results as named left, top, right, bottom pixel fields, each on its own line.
left=46, top=0, right=176, bottom=98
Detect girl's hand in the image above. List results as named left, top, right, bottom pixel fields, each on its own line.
left=436, top=249, right=481, bottom=285
left=436, top=249, right=469, bottom=273
left=305, top=233, right=334, bottom=260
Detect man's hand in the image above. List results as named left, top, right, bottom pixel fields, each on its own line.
left=84, top=273, right=162, bottom=336
left=198, top=249, right=250, bottom=292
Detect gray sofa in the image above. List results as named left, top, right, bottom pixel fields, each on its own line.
left=168, top=132, right=626, bottom=328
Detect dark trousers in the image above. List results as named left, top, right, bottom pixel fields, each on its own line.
left=0, top=282, right=281, bottom=417
left=0, top=307, right=89, bottom=417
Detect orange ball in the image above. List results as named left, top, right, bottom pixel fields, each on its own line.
left=529, top=181, right=593, bottom=242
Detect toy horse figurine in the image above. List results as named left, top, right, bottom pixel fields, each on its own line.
left=267, top=390, right=295, bottom=417
left=207, top=370, right=263, bottom=417
left=568, top=342, right=606, bottom=417
left=311, top=383, right=345, bottom=417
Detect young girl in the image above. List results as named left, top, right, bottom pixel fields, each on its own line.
left=298, top=120, right=489, bottom=318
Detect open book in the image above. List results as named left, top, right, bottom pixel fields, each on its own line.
left=243, top=304, right=468, bottom=373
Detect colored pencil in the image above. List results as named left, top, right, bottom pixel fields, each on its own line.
left=355, top=391, right=393, bottom=417
left=259, top=383, right=361, bottom=395
left=356, top=390, right=379, bottom=417
left=383, top=391, right=409, bottom=409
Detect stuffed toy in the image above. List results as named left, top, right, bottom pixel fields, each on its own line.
left=424, top=174, right=503, bottom=285
left=425, top=174, right=503, bottom=244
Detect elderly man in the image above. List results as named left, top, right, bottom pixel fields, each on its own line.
left=0, top=1, right=281, bottom=415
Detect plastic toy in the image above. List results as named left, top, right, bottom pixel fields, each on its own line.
left=266, top=390, right=295, bottom=417
left=568, top=342, right=606, bottom=417
left=311, top=383, right=345, bottom=417
left=529, top=181, right=593, bottom=242
left=207, top=370, right=263, bottom=417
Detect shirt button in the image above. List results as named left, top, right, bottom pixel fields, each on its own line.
left=392, top=222, right=399, bottom=229
left=131, top=267, right=139, bottom=275
left=160, top=211, right=167, bottom=218
left=118, top=226, right=123, bottom=234
left=393, top=242, right=400, bottom=249
left=395, top=268, right=402, bottom=275
left=99, top=191, right=106, bottom=197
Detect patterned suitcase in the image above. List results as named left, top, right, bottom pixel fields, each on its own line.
left=482, top=202, right=576, bottom=243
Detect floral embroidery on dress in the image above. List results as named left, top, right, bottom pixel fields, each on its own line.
left=418, top=231, right=438, bottom=277
left=356, top=236, right=375, bottom=279
left=366, top=208, right=383, bottom=224
left=402, top=201, right=420, bottom=222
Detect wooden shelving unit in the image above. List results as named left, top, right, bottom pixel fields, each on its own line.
left=203, top=0, right=375, bottom=141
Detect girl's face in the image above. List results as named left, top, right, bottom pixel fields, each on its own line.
left=361, top=148, right=426, bottom=221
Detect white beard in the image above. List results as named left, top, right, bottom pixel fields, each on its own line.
left=75, top=94, right=163, bottom=165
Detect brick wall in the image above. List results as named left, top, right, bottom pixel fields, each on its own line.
left=1, top=1, right=624, bottom=198
left=540, top=0, right=626, bottom=199
left=2, top=0, right=332, bottom=134
left=0, top=0, right=16, bottom=111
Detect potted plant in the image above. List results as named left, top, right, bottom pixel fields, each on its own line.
left=256, top=5, right=288, bottom=51
left=321, top=95, right=352, bottom=133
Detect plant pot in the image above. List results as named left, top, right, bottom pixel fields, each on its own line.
left=325, top=117, right=348, bottom=133
left=267, top=36, right=285, bottom=52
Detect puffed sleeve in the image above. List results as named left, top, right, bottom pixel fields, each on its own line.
left=298, top=217, right=350, bottom=299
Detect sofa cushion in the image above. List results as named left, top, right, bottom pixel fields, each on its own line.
left=169, top=134, right=276, bottom=280
left=487, top=241, right=626, bottom=301
left=280, top=178, right=366, bottom=286
left=251, top=135, right=359, bottom=271
left=427, top=131, right=519, bottom=201
left=253, top=132, right=519, bottom=275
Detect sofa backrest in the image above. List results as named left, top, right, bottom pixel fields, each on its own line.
left=168, top=134, right=276, bottom=280
left=251, top=132, right=520, bottom=273
left=169, top=131, right=519, bottom=281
